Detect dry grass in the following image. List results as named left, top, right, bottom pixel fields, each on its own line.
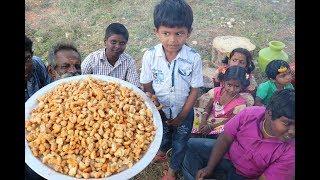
left=25, top=0, right=295, bottom=178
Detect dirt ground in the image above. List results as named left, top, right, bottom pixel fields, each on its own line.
left=25, top=0, right=295, bottom=179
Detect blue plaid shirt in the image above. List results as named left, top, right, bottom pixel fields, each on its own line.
left=25, top=56, right=52, bottom=102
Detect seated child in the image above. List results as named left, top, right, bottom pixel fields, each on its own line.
left=81, top=22, right=140, bottom=88
left=192, top=66, right=253, bottom=139
left=212, top=48, right=257, bottom=94
left=255, top=59, right=294, bottom=106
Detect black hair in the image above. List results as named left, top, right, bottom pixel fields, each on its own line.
left=105, top=23, right=129, bottom=41
left=265, top=59, right=290, bottom=79
left=154, top=0, right=193, bottom=32
left=267, top=89, right=295, bottom=121
left=221, top=48, right=255, bottom=74
left=48, top=43, right=81, bottom=67
left=217, top=66, right=250, bottom=90
left=25, top=35, right=33, bottom=53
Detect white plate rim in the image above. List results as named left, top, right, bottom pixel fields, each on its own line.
left=25, top=75, right=163, bottom=180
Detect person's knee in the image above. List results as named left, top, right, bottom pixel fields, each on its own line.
left=187, top=137, right=203, bottom=150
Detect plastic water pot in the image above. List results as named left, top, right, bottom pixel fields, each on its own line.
left=258, top=41, right=288, bottom=72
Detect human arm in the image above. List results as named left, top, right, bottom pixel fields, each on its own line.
left=198, top=97, right=214, bottom=135
left=197, top=109, right=248, bottom=179
left=125, top=57, right=141, bottom=88
left=196, top=133, right=234, bottom=179
left=258, top=149, right=295, bottom=180
left=167, top=87, right=199, bottom=126
left=81, top=55, right=93, bottom=74
left=142, top=82, right=167, bottom=119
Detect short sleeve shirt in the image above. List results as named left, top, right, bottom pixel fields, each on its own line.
left=223, top=106, right=295, bottom=180
left=140, top=44, right=204, bottom=119
left=256, top=80, right=294, bottom=105
left=81, top=48, right=141, bottom=88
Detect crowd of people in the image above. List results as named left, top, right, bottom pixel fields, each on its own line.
left=25, top=0, right=295, bottom=180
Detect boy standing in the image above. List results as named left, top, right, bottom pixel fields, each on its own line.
left=140, top=0, right=203, bottom=179
left=81, top=23, right=140, bottom=88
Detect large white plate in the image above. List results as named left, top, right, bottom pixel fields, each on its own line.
left=25, top=75, right=163, bottom=180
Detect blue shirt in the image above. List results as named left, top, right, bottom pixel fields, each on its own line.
left=140, top=44, right=204, bottom=119
left=25, top=56, right=52, bottom=102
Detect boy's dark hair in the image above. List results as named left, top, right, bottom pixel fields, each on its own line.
left=267, top=89, right=295, bottom=120
left=218, top=66, right=250, bottom=89
left=105, top=23, right=129, bottom=41
left=154, top=0, right=193, bottom=32
left=48, top=43, right=81, bottom=67
left=222, top=48, right=255, bottom=74
left=25, top=35, right=33, bottom=53
left=265, top=59, right=290, bottom=79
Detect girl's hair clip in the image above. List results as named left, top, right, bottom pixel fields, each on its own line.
left=218, top=66, right=227, bottom=74
left=226, top=52, right=231, bottom=59
left=278, top=66, right=287, bottom=73
left=245, top=73, right=250, bottom=80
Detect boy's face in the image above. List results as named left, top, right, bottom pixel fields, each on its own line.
left=104, top=34, right=127, bottom=60
left=155, top=26, right=191, bottom=54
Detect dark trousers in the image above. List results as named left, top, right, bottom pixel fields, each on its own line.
left=160, top=109, right=194, bottom=171
left=182, top=138, right=246, bottom=180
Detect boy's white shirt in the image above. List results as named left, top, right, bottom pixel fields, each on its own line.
left=140, top=44, right=204, bottom=119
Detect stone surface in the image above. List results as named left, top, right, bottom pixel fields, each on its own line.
left=211, top=36, right=256, bottom=67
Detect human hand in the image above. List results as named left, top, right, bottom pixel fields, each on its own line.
left=146, top=92, right=159, bottom=105
left=166, top=115, right=184, bottom=126
left=196, top=166, right=212, bottom=180
left=199, top=124, right=212, bottom=135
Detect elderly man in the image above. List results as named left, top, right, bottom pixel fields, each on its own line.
left=25, top=35, right=52, bottom=102
left=47, top=43, right=81, bottom=81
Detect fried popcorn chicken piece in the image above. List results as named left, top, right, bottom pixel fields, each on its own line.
left=25, top=77, right=156, bottom=178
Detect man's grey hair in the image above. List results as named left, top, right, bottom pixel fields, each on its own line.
left=48, top=43, right=81, bottom=67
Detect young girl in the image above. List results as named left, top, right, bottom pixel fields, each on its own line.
left=212, top=48, right=257, bottom=94
left=255, top=59, right=294, bottom=106
left=192, top=66, right=252, bottom=138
